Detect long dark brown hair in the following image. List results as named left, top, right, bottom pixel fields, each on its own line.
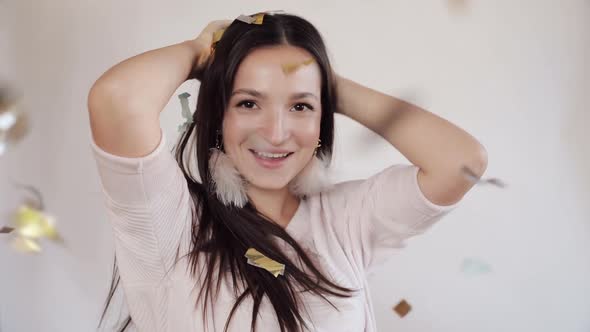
left=99, top=13, right=354, bottom=332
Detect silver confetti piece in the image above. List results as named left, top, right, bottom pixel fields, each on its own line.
left=461, top=166, right=507, bottom=188
left=177, top=92, right=193, bottom=134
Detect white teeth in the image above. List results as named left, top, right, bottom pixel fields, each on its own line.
left=253, top=150, right=291, bottom=159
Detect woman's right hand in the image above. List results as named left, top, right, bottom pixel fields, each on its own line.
left=188, top=20, right=232, bottom=81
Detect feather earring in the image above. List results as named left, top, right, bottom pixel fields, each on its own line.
left=208, top=131, right=249, bottom=208
left=289, top=140, right=333, bottom=197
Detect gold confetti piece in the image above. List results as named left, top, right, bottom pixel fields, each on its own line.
left=13, top=205, right=63, bottom=244
left=252, top=13, right=265, bottom=25
left=212, top=28, right=226, bottom=44
left=12, top=236, right=41, bottom=253
left=244, top=248, right=285, bottom=277
left=461, top=166, right=506, bottom=188
left=282, top=58, right=315, bottom=75
left=0, top=226, right=15, bottom=234
left=281, top=63, right=299, bottom=74
left=393, top=299, right=412, bottom=318
left=236, top=13, right=265, bottom=25
left=4, top=182, right=63, bottom=254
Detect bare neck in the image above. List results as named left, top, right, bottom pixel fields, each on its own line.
left=247, top=186, right=300, bottom=228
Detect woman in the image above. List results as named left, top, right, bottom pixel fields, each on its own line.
left=89, top=12, right=487, bottom=332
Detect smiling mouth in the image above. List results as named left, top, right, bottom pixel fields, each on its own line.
left=249, top=149, right=294, bottom=160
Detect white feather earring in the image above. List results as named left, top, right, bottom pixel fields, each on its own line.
left=208, top=132, right=249, bottom=208
left=288, top=145, right=334, bottom=197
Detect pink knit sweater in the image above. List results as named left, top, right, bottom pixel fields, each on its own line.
left=91, top=130, right=458, bottom=332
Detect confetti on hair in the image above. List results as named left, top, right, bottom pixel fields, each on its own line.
left=236, top=13, right=265, bottom=25
left=252, top=13, right=265, bottom=24
left=244, top=248, right=285, bottom=277
left=212, top=28, right=226, bottom=45
left=264, top=10, right=287, bottom=15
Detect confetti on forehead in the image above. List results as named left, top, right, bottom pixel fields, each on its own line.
left=282, top=58, right=316, bottom=75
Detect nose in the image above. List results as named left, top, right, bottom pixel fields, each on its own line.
left=263, top=109, right=290, bottom=145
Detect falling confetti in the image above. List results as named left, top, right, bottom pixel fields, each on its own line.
left=461, top=166, right=506, bottom=188
left=10, top=179, right=44, bottom=210
left=12, top=236, right=42, bottom=253
left=460, top=257, right=492, bottom=276
left=0, top=86, right=30, bottom=157
left=177, top=92, right=192, bottom=134
left=447, top=0, right=469, bottom=14
left=393, top=299, right=412, bottom=318
left=14, top=205, right=61, bottom=241
left=244, top=248, right=285, bottom=277
left=3, top=182, right=64, bottom=253
left=0, top=226, right=15, bottom=234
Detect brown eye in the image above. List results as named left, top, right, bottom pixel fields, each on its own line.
left=291, top=103, right=314, bottom=112
left=237, top=100, right=257, bottom=109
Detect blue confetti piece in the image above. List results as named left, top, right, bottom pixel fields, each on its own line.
left=460, top=257, right=492, bottom=275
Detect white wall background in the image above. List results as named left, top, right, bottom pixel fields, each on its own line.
left=1, top=0, right=589, bottom=331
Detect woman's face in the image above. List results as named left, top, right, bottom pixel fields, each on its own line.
left=222, top=45, right=323, bottom=192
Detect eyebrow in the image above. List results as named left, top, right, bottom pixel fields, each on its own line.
left=231, top=88, right=319, bottom=101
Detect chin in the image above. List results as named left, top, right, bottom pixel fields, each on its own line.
left=247, top=175, right=292, bottom=192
